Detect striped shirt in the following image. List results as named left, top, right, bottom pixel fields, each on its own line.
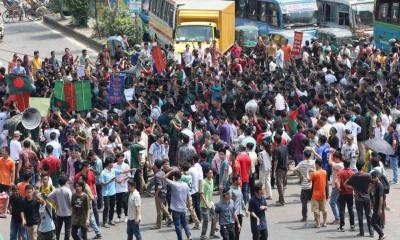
left=295, top=159, right=315, bottom=190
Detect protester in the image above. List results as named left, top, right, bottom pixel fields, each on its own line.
left=336, top=160, right=355, bottom=232
left=127, top=179, right=142, bottom=240
left=307, top=159, right=328, bottom=228
left=248, top=182, right=268, bottom=240
left=71, top=180, right=90, bottom=240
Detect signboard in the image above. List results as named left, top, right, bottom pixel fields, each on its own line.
left=109, top=73, right=126, bottom=104
left=292, top=31, right=303, bottom=58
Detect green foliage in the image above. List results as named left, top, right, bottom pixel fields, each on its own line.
left=96, top=9, right=143, bottom=46
left=65, top=0, right=90, bottom=26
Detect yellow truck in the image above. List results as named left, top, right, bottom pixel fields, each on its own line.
left=148, top=0, right=235, bottom=54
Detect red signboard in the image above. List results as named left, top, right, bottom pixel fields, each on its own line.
left=292, top=31, right=303, bottom=58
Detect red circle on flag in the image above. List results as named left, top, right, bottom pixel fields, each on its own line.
left=13, top=77, right=25, bottom=88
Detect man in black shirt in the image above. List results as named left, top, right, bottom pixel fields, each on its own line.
left=273, top=134, right=288, bottom=206
left=370, top=171, right=385, bottom=240
left=345, top=161, right=373, bottom=237
left=21, top=185, right=40, bottom=240
left=249, top=182, right=268, bottom=240
left=9, top=185, right=28, bottom=240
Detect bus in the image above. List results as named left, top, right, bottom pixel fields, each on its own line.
left=317, top=0, right=374, bottom=40
left=374, top=0, right=400, bottom=53
left=234, top=0, right=319, bottom=36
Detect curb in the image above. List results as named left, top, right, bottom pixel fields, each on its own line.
left=43, top=16, right=103, bottom=52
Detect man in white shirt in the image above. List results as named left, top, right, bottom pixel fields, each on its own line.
left=10, top=131, right=22, bottom=162
left=114, top=153, right=131, bottom=223
left=189, top=157, right=203, bottom=225
left=127, top=178, right=142, bottom=240
left=44, top=122, right=60, bottom=143
left=181, top=119, right=194, bottom=146
left=325, top=70, right=337, bottom=85
left=46, top=132, right=62, bottom=158
left=182, top=44, right=194, bottom=67
left=275, top=45, right=284, bottom=69
left=274, top=92, right=286, bottom=113
left=344, top=114, right=361, bottom=144
left=0, top=108, right=9, bottom=133
left=140, top=42, right=151, bottom=60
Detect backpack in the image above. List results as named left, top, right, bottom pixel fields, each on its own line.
left=379, top=174, right=390, bottom=194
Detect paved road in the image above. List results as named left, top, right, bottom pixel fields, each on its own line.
left=0, top=17, right=96, bottom=67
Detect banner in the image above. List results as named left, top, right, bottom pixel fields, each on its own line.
left=109, top=73, right=126, bottom=105
left=152, top=45, right=166, bottom=73
left=292, top=31, right=303, bottom=58
left=30, top=97, right=51, bottom=116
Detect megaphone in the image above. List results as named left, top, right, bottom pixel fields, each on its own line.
left=21, top=108, right=41, bottom=130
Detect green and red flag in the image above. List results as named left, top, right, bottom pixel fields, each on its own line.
left=283, top=109, right=299, bottom=137
left=5, top=74, right=32, bottom=94
left=51, top=80, right=92, bottom=112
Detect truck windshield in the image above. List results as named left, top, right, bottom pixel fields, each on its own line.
left=175, top=26, right=213, bottom=42
left=243, top=30, right=258, bottom=42
left=351, top=2, right=374, bottom=28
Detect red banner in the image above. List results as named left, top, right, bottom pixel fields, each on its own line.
left=64, top=82, right=77, bottom=112
left=292, top=31, right=303, bottom=58
left=152, top=45, right=166, bottom=73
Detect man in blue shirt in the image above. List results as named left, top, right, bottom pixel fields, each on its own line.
left=215, top=190, right=240, bottom=239
left=249, top=182, right=268, bottom=240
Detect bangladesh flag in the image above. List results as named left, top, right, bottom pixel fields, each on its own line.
left=51, top=80, right=92, bottom=112
left=283, top=109, right=299, bottom=137
left=5, top=74, right=32, bottom=94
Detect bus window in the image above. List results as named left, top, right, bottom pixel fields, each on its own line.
left=265, top=2, right=278, bottom=27
left=338, top=5, right=349, bottom=26
left=392, top=3, right=399, bottom=23
left=258, top=2, right=267, bottom=22
left=378, top=3, right=389, bottom=20
left=236, top=0, right=247, bottom=18
left=167, top=3, right=174, bottom=27
left=248, top=0, right=258, bottom=20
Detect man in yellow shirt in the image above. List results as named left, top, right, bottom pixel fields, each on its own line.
left=31, top=50, right=43, bottom=78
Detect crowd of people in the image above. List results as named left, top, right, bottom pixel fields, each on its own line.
left=0, top=33, right=399, bottom=240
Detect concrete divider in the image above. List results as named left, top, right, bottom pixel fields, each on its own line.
left=43, top=16, right=103, bottom=52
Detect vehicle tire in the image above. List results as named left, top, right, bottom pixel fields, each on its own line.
left=2, top=10, right=16, bottom=23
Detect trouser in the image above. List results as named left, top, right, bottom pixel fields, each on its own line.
left=358, top=141, right=366, bottom=163
left=234, top=214, right=243, bottom=240
left=103, top=195, right=116, bottom=224
left=371, top=212, right=384, bottom=237
left=155, top=195, right=171, bottom=228
left=259, top=169, right=272, bottom=198
left=300, top=189, right=312, bottom=219
left=71, top=225, right=87, bottom=240
left=134, top=168, right=146, bottom=193
left=96, top=184, right=103, bottom=209
left=241, top=182, right=250, bottom=204
left=116, top=192, right=128, bottom=218
left=127, top=219, right=142, bottom=240
left=172, top=210, right=191, bottom=240
left=200, top=207, right=217, bottom=238
left=27, top=225, right=38, bottom=240
left=220, top=223, right=235, bottom=240
left=191, top=192, right=201, bottom=221
left=276, top=169, right=287, bottom=204
left=56, top=216, right=71, bottom=240
left=388, top=155, right=398, bottom=183
left=10, top=217, right=28, bottom=240
left=338, top=194, right=354, bottom=228
left=188, top=196, right=200, bottom=225
left=355, top=200, right=373, bottom=236
left=38, top=230, right=55, bottom=240
left=92, top=199, right=100, bottom=226
left=329, top=188, right=340, bottom=221
left=250, top=173, right=256, bottom=198
left=252, top=228, right=268, bottom=240
left=89, top=210, right=101, bottom=235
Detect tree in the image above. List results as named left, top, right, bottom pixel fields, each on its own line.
left=65, top=0, right=90, bottom=26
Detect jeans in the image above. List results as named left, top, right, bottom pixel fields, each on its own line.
left=56, top=216, right=71, bottom=240
left=220, top=223, right=235, bottom=240
left=89, top=210, right=101, bottom=235
left=241, top=182, right=250, bottom=204
left=388, top=155, right=398, bottom=183
left=338, top=194, right=355, bottom=228
left=172, top=210, right=191, bottom=240
left=201, top=207, right=217, bottom=238
left=355, top=200, right=372, bottom=235
left=92, top=199, right=100, bottom=226
left=10, top=218, right=28, bottom=240
left=96, top=184, right=103, bottom=209
left=300, top=189, right=312, bottom=219
left=259, top=169, right=272, bottom=198
left=234, top=214, right=243, bottom=240
left=371, top=213, right=384, bottom=237
left=127, top=220, right=142, bottom=240
left=329, top=188, right=340, bottom=221
left=116, top=192, right=128, bottom=219
left=275, top=169, right=287, bottom=204
left=103, top=195, right=116, bottom=224
left=191, top=192, right=201, bottom=221
left=252, top=228, right=268, bottom=240
left=71, top=225, right=87, bottom=240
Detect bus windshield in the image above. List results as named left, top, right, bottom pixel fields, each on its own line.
left=175, top=26, right=213, bottom=42
left=283, top=11, right=318, bottom=28
left=352, top=2, right=374, bottom=28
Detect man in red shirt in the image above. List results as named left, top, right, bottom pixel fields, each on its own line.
left=336, top=160, right=355, bottom=232
left=39, top=145, right=61, bottom=186
left=236, top=144, right=251, bottom=204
